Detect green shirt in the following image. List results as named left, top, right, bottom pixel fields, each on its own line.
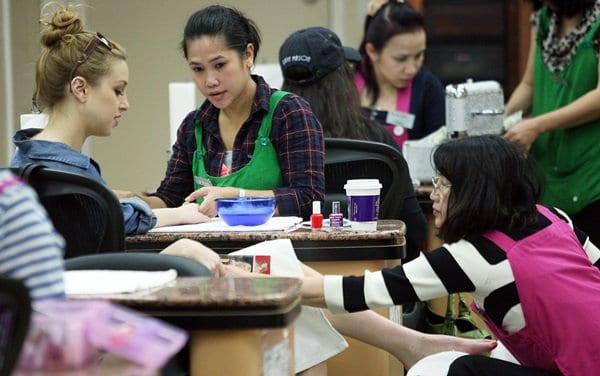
left=531, top=6, right=600, bottom=214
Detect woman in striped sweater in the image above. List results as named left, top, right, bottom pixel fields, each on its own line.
left=0, top=170, right=65, bottom=299
left=301, top=135, right=600, bottom=376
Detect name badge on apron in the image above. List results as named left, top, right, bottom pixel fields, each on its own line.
left=194, top=176, right=213, bottom=187
left=386, top=110, right=415, bottom=130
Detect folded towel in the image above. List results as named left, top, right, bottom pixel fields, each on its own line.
left=64, top=269, right=178, bottom=295
left=149, top=216, right=303, bottom=232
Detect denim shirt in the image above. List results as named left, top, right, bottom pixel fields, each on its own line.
left=11, top=128, right=157, bottom=235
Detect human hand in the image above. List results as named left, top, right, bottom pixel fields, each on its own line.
left=219, top=263, right=256, bottom=277
left=184, top=186, right=239, bottom=217
left=176, top=202, right=211, bottom=224
left=503, top=117, right=541, bottom=152
left=160, top=238, right=222, bottom=273
left=112, top=189, right=137, bottom=199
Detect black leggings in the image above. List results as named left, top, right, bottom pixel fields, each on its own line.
left=447, top=355, right=561, bottom=376
left=572, top=199, right=600, bottom=246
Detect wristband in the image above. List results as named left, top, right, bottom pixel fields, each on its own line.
left=238, top=188, right=246, bottom=198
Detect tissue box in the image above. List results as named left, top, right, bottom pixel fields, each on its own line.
left=403, top=127, right=448, bottom=185
left=403, top=141, right=437, bottom=185
left=16, top=300, right=188, bottom=371
left=16, top=300, right=108, bottom=371
left=89, top=303, right=188, bottom=369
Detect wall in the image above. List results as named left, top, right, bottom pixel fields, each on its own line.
left=89, top=0, right=330, bottom=192
left=1, top=0, right=369, bottom=190
left=2, top=0, right=533, bottom=190
left=1, top=0, right=44, bottom=164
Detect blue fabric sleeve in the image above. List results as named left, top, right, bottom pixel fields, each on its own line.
left=119, top=197, right=157, bottom=235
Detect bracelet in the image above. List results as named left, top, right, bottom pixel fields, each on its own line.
left=238, top=188, right=246, bottom=198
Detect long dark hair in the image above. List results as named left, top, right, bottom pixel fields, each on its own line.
left=282, top=62, right=381, bottom=139
left=358, top=1, right=424, bottom=106
left=180, top=5, right=261, bottom=62
left=433, top=135, right=543, bottom=243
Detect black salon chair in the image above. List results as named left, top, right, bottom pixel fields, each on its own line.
left=0, top=278, right=32, bottom=376
left=323, top=138, right=409, bottom=219
left=64, top=252, right=212, bottom=277
left=10, top=163, right=125, bottom=258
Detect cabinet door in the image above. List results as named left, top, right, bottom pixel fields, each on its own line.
left=422, top=0, right=506, bottom=87
left=425, top=43, right=505, bottom=85
left=424, top=0, right=504, bottom=39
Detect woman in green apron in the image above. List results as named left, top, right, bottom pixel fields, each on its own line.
left=504, top=0, right=600, bottom=245
left=144, top=5, right=325, bottom=220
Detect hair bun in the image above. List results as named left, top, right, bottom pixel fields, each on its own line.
left=39, top=6, right=85, bottom=48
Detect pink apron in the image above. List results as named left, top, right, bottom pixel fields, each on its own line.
left=471, top=205, right=600, bottom=375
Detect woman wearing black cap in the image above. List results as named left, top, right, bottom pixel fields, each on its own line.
left=280, top=26, right=428, bottom=262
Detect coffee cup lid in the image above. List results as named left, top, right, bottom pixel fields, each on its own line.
left=343, top=179, right=382, bottom=190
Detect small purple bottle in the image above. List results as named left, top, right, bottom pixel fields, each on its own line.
left=329, top=201, right=344, bottom=230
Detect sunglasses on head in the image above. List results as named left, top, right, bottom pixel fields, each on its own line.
left=69, top=32, right=113, bottom=81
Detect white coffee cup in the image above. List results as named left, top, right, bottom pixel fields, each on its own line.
left=343, top=179, right=382, bottom=231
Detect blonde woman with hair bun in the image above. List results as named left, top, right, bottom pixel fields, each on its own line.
left=11, top=4, right=211, bottom=236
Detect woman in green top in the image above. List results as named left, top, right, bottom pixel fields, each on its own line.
left=504, top=0, right=600, bottom=245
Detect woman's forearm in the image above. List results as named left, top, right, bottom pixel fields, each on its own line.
left=505, top=82, right=533, bottom=117
left=301, top=276, right=327, bottom=308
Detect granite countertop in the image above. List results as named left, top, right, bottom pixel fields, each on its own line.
left=127, top=219, right=406, bottom=244
left=73, top=276, right=302, bottom=311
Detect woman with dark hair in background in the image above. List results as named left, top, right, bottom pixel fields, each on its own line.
left=504, top=0, right=600, bottom=245
left=279, top=26, right=427, bottom=261
left=356, top=0, right=445, bottom=149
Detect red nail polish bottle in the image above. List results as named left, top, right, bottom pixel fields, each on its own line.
left=310, top=201, right=323, bottom=230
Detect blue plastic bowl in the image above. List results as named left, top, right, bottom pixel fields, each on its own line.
left=216, top=197, right=276, bottom=226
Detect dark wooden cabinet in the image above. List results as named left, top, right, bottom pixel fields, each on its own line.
left=413, top=0, right=532, bottom=95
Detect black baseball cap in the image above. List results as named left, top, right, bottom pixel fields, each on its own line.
left=279, top=26, right=361, bottom=85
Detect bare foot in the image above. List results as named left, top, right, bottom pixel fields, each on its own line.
left=397, top=333, right=497, bottom=369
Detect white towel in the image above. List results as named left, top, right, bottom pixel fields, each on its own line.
left=149, top=216, right=302, bottom=233
left=64, top=269, right=178, bottom=295
left=230, top=239, right=348, bottom=373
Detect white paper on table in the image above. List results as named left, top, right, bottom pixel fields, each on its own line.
left=64, top=269, right=177, bottom=295
left=148, top=216, right=303, bottom=233
left=230, top=239, right=348, bottom=373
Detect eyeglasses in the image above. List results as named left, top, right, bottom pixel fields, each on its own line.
left=432, top=176, right=452, bottom=194
left=69, top=32, right=112, bottom=81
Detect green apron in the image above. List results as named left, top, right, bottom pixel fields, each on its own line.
left=531, top=7, right=600, bottom=214
left=191, top=91, right=288, bottom=203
